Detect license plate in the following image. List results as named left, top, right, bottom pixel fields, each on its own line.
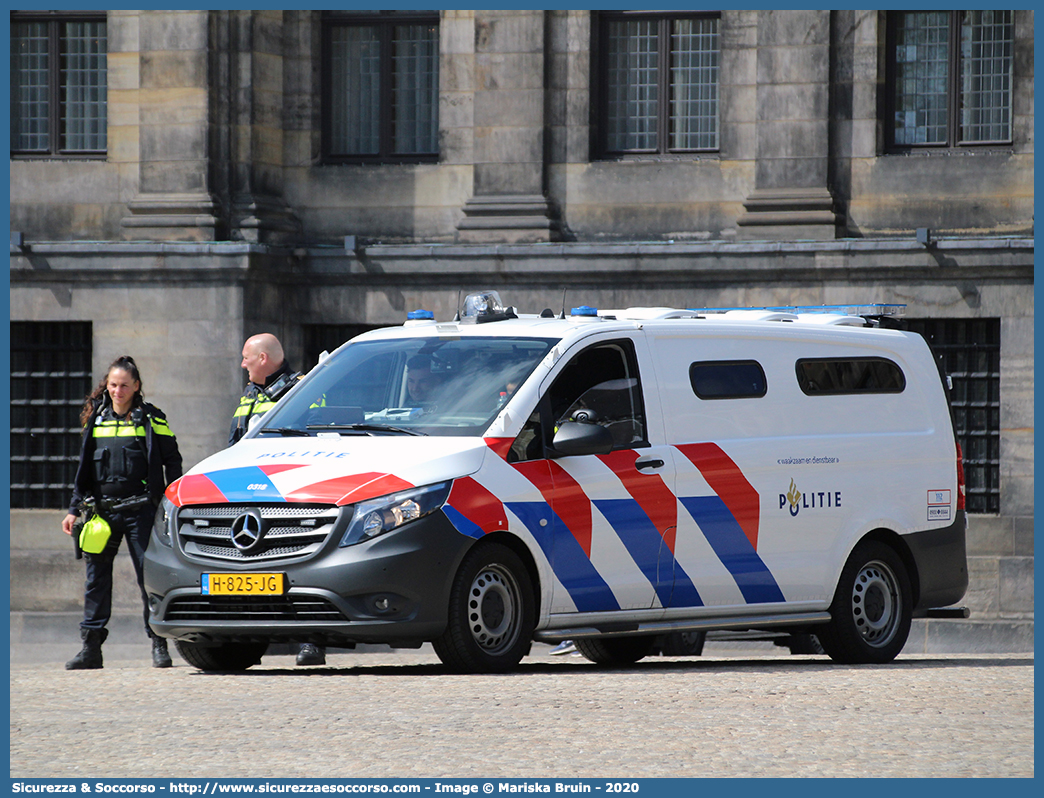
left=202, top=573, right=284, bottom=596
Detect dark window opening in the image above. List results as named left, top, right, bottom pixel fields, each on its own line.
left=907, top=318, right=1001, bottom=514
left=11, top=321, right=93, bottom=509
left=690, top=360, right=767, bottom=400
left=796, top=358, right=906, bottom=395
left=302, top=323, right=392, bottom=372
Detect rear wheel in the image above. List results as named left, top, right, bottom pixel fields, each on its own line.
left=787, top=633, right=825, bottom=655
left=175, top=640, right=268, bottom=672
left=575, top=635, right=656, bottom=665
left=658, top=630, right=706, bottom=657
left=818, top=540, right=912, bottom=664
left=433, top=542, right=535, bottom=673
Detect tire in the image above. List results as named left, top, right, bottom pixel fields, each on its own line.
left=432, top=542, right=535, bottom=673
left=658, top=630, right=706, bottom=657
left=818, top=540, right=912, bottom=664
left=787, top=633, right=825, bottom=655
left=575, top=635, right=656, bottom=665
left=175, top=640, right=268, bottom=672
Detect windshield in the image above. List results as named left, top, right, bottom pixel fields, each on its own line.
left=259, top=335, right=557, bottom=437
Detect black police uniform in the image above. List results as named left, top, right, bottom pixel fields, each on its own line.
left=69, top=397, right=183, bottom=637
left=229, top=360, right=298, bottom=445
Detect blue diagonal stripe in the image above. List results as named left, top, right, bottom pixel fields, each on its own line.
left=666, top=559, right=704, bottom=608
left=593, top=498, right=674, bottom=608
left=443, top=505, right=485, bottom=540
left=506, top=501, right=619, bottom=613
left=203, top=467, right=285, bottom=502
left=679, top=495, right=785, bottom=604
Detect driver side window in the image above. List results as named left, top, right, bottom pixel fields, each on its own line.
left=549, top=339, right=647, bottom=450
left=508, top=339, right=648, bottom=463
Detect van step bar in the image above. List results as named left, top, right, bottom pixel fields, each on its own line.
left=924, top=606, right=970, bottom=619
left=534, top=611, right=832, bottom=641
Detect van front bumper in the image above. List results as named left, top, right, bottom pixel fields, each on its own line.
left=143, top=511, right=473, bottom=646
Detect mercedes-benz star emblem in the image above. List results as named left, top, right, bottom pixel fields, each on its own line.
left=230, top=509, right=266, bottom=552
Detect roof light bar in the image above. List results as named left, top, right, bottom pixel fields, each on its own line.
left=691, top=304, right=906, bottom=318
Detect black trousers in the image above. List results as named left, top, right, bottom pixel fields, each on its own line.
left=81, top=505, right=156, bottom=639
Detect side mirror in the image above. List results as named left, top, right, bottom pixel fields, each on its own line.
left=551, top=421, right=614, bottom=457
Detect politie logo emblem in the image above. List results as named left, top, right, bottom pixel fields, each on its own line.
left=780, top=478, right=841, bottom=517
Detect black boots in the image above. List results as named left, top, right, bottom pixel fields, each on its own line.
left=66, top=628, right=108, bottom=670
left=296, top=643, right=326, bottom=666
left=152, top=636, right=173, bottom=668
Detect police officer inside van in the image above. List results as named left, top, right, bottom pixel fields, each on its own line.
left=405, top=354, right=446, bottom=405
left=230, top=333, right=325, bottom=667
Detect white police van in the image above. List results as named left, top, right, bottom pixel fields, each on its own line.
left=144, top=292, right=968, bottom=672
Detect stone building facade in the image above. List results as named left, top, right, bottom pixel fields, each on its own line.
left=9, top=10, right=1033, bottom=646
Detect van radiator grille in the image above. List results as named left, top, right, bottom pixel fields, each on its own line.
left=176, top=504, right=343, bottom=563
left=164, top=595, right=347, bottom=623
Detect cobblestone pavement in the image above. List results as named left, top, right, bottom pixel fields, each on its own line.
left=9, top=644, right=1034, bottom=779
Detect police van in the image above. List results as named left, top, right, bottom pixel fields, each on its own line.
left=144, top=291, right=968, bottom=672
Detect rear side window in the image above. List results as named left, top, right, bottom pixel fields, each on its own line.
left=796, top=358, right=906, bottom=395
left=690, top=360, right=767, bottom=399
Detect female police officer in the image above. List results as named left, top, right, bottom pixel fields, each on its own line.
left=61, top=356, right=183, bottom=669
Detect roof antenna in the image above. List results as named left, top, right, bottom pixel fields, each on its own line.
left=452, top=289, right=462, bottom=322
left=559, top=287, right=567, bottom=320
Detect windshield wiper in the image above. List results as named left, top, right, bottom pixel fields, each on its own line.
left=257, top=427, right=310, bottom=437
left=306, top=423, right=426, bottom=437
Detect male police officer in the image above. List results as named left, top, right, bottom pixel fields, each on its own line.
left=231, top=333, right=326, bottom=667
left=230, top=333, right=298, bottom=445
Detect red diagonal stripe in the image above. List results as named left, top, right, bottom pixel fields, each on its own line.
left=285, top=472, right=413, bottom=506
left=172, top=473, right=226, bottom=507
left=675, top=442, right=760, bottom=550
left=513, top=460, right=593, bottom=558
left=448, top=476, right=508, bottom=534
left=484, top=437, right=514, bottom=461
left=597, top=449, right=678, bottom=551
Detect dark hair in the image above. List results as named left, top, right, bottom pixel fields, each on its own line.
left=80, top=355, right=144, bottom=427
left=406, top=355, right=433, bottom=371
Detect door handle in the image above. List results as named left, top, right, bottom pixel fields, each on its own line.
left=635, top=458, right=664, bottom=471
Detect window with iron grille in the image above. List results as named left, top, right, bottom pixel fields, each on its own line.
left=302, top=323, right=393, bottom=372
left=596, top=11, right=719, bottom=157
left=886, top=10, right=1013, bottom=149
left=10, top=11, right=107, bottom=157
left=906, top=318, right=1001, bottom=514
left=322, top=11, right=439, bottom=163
left=10, top=322, right=93, bottom=509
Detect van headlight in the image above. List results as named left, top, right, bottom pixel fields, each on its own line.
left=340, top=481, right=453, bottom=547
left=154, top=497, right=175, bottom=548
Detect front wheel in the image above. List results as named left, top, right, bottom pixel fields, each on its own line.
left=433, top=542, right=535, bottom=673
left=575, top=635, right=656, bottom=665
left=175, top=640, right=268, bottom=672
left=818, top=540, right=912, bottom=664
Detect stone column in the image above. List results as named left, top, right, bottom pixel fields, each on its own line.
left=224, top=10, right=300, bottom=244
left=120, top=10, right=219, bottom=241
left=737, top=10, right=840, bottom=240
left=457, top=9, right=559, bottom=243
